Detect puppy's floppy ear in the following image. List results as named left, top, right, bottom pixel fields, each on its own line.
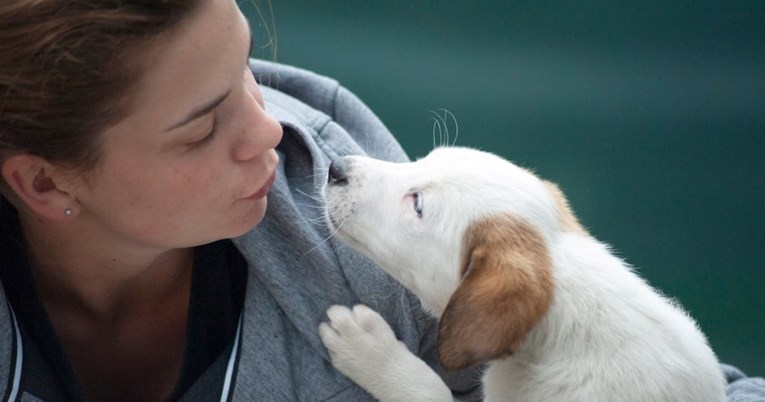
left=438, top=213, right=554, bottom=371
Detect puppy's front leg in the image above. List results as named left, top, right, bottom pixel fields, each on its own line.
left=319, top=304, right=452, bottom=402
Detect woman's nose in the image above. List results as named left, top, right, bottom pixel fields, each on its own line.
left=232, top=103, right=283, bottom=162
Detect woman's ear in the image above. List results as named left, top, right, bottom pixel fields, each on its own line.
left=2, top=154, right=78, bottom=221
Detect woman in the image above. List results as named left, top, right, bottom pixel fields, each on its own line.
left=0, top=0, right=761, bottom=401
left=0, top=0, right=482, bottom=400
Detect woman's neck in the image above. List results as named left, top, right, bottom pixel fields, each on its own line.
left=19, top=210, right=194, bottom=321
left=16, top=209, right=195, bottom=402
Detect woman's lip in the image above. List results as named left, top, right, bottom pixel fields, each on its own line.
left=243, top=172, right=276, bottom=201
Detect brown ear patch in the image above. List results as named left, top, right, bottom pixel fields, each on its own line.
left=438, top=213, right=554, bottom=371
left=542, top=180, right=588, bottom=235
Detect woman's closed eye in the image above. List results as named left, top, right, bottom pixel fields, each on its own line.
left=186, top=116, right=218, bottom=149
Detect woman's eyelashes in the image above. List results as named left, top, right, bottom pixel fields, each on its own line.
left=187, top=117, right=218, bottom=149
left=185, top=68, right=251, bottom=150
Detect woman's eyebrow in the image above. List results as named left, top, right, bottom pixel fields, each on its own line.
left=165, top=89, right=231, bottom=132
left=166, top=22, right=253, bottom=133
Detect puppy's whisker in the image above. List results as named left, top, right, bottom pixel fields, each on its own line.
left=295, top=188, right=325, bottom=203
left=439, top=108, right=459, bottom=146
left=307, top=167, right=330, bottom=179
left=303, top=218, right=345, bottom=257
left=430, top=115, right=444, bottom=149
left=430, top=110, right=445, bottom=147
left=430, top=109, right=459, bottom=148
left=306, top=219, right=331, bottom=229
left=294, top=202, right=325, bottom=210
left=306, top=216, right=331, bottom=226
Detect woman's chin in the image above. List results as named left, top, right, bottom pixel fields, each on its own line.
left=231, top=197, right=269, bottom=237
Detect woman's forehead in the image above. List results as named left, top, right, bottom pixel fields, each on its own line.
left=124, top=0, right=249, bottom=127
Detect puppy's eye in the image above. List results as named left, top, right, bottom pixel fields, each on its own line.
left=413, top=192, right=424, bottom=218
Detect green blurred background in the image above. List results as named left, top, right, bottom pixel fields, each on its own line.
left=240, top=1, right=764, bottom=375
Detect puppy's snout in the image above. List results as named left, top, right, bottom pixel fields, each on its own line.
left=328, top=158, right=349, bottom=185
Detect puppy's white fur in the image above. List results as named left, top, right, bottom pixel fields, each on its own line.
left=319, top=147, right=726, bottom=402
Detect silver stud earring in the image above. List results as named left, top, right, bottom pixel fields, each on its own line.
left=64, top=208, right=73, bottom=216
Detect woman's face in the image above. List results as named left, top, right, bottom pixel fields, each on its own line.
left=68, top=0, right=283, bottom=249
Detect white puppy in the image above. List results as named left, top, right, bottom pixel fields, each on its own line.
left=318, top=147, right=727, bottom=402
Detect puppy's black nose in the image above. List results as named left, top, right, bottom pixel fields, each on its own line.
left=328, top=158, right=349, bottom=185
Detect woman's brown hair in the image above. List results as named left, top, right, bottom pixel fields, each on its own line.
left=0, top=0, right=202, bottom=179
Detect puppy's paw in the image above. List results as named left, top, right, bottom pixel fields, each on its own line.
left=319, top=304, right=452, bottom=402
left=319, top=304, right=403, bottom=373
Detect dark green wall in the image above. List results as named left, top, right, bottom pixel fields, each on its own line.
left=241, top=1, right=764, bottom=375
